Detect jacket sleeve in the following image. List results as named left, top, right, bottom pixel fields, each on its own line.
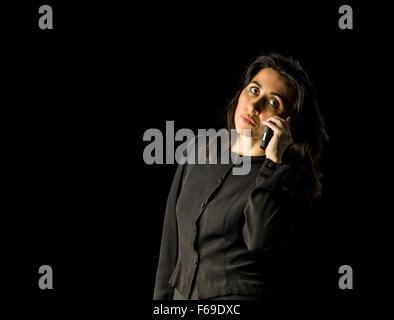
left=153, top=163, right=186, bottom=300
left=242, top=157, right=314, bottom=255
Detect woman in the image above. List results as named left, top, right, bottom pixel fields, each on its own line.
left=153, top=53, right=328, bottom=300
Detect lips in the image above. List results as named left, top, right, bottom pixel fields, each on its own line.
left=240, top=114, right=257, bottom=127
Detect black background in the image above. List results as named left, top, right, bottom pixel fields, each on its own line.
left=3, top=0, right=392, bottom=317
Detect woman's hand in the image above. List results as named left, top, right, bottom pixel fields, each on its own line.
left=262, top=116, right=293, bottom=164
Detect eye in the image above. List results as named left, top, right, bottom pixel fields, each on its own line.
left=249, top=86, right=259, bottom=95
left=268, top=98, right=279, bottom=108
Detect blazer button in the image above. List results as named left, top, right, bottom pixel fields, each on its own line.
left=194, top=257, right=198, bottom=265
left=200, top=202, right=205, bottom=209
left=217, top=178, right=222, bottom=184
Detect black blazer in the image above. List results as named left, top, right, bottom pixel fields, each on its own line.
left=153, top=148, right=314, bottom=300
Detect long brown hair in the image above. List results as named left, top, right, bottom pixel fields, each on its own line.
left=223, top=53, right=328, bottom=199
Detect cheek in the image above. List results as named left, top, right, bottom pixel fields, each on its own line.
left=234, top=95, right=247, bottom=121
left=260, top=108, right=280, bottom=121
left=260, top=113, right=272, bottom=122
left=234, top=98, right=242, bottom=123
left=234, top=98, right=249, bottom=127
left=236, top=94, right=248, bottom=111
left=257, top=113, right=275, bottom=135
left=234, top=107, right=242, bottom=131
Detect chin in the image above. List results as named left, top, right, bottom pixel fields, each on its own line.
left=235, top=126, right=257, bottom=137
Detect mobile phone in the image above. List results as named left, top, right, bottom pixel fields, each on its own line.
left=260, top=125, right=273, bottom=150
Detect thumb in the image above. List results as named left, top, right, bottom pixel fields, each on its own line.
left=286, top=116, right=291, bottom=123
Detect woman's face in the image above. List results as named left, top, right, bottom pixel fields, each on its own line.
left=234, top=67, right=294, bottom=138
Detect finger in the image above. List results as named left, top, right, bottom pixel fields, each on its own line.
left=270, top=116, right=292, bottom=132
left=265, top=117, right=286, bottom=131
left=262, top=120, right=280, bottom=134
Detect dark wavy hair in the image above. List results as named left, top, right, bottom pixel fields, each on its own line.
left=224, top=53, right=328, bottom=199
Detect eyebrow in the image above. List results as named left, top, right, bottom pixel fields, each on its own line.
left=250, top=80, right=285, bottom=100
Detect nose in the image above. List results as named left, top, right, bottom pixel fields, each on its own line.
left=250, top=102, right=260, bottom=116
left=250, top=94, right=268, bottom=115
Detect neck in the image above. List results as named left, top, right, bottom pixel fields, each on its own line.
left=230, top=134, right=265, bottom=157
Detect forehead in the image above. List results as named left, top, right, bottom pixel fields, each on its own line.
left=251, top=68, right=293, bottom=98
